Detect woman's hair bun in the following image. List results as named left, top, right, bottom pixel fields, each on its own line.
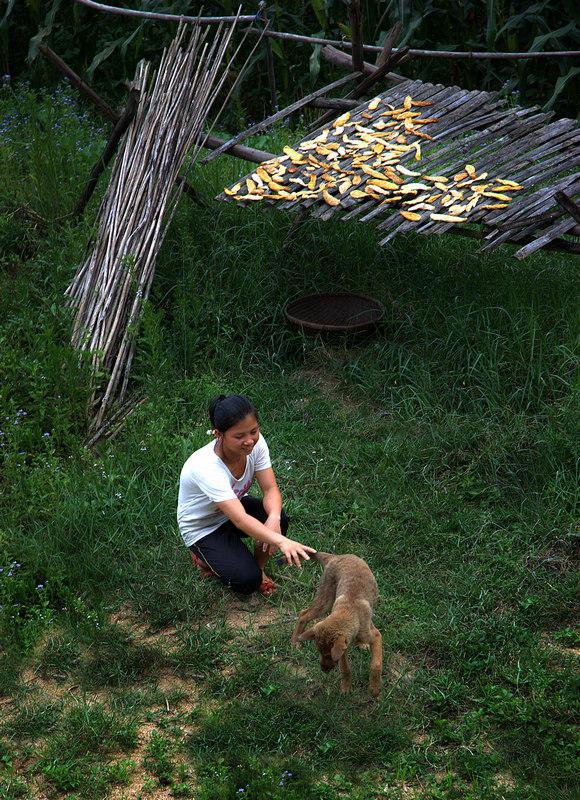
left=209, top=394, right=257, bottom=432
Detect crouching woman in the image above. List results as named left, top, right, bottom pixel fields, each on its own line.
left=177, top=394, right=314, bottom=597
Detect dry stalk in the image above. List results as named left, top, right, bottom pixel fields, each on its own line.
left=66, top=17, right=244, bottom=435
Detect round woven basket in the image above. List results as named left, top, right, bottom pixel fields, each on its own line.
left=284, top=292, right=384, bottom=333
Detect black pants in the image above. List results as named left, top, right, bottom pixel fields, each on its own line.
left=189, top=496, right=289, bottom=594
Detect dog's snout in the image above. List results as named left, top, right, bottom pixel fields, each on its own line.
left=321, top=664, right=333, bottom=672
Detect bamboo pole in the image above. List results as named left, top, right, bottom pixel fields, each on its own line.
left=73, top=0, right=256, bottom=25
left=243, top=29, right=580, bottom=61
left=258, top=2, right=277, bottom=109
left=71, top=0, right=580, bottom=61
left=66, top=18, right=246, bottom=435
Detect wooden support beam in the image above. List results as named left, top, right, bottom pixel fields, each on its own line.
left=200, top=71, right=362, bottom=165
left=319, top=44, right=405, bottom=83
left=555, top=190, right=580, bottom=226
left=73, top=85, right=140, bottom=218
left=351, top=46, right=410, bottom=98
left=201, top=133, right=277, bottom=163
left=39, top=44, right=118, bottom=122
left=282, top=207, right=309, bottom=252
left=376, top=22, right=402, bottom=68
left=307, top=97, right=361, bottom=110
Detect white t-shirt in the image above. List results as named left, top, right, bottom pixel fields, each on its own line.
left=177, top=433, right=271, bottom=547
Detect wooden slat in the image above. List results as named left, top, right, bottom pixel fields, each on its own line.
left=481, top=180, right=580, bottom=252
left=483, top=174, right=580, bottom=228
left=514, top=215, right=580, bottom=259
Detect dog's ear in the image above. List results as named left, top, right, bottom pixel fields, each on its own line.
left=330, top=636, right=347, bottom=662
left=296, top=628, right=316, bottom=643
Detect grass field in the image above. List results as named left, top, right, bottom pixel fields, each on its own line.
left=0, top=82, right=579, bottom=800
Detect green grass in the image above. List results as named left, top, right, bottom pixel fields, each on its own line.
left=0, top=82, right=579, bottom=800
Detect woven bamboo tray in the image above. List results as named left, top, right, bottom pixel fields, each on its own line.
left=284, top=292, right=384, bottom=332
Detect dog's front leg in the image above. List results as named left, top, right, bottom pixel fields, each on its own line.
left=290, top=606, right=317, bottom=647
left=291, top=580, right=335, bottom=647
left=331, top=637, right=352, bottom=694
left=338, top=651, right=352, bottom=694
left=368, top=626, right=382, bottom=698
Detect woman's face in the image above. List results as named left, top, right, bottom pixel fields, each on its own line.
left=216, top=413, right=260, bottom=459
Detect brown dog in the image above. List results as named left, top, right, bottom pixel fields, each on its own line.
left=291, top=551, right=382, bottom=697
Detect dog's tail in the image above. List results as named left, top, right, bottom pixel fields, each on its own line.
left=276, top=550, right=334, bottom=567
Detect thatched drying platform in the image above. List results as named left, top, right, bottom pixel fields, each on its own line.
left=218, top=79, right=580, bottom=259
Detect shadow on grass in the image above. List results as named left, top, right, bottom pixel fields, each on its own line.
left=187, top=662, right=409, bottom=774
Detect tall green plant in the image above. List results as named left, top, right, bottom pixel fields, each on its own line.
left=0, top=80, right=106, bottom=220
left=6, top=1, right=580, bottom=125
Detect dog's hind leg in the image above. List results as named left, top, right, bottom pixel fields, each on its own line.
left=368, top=626, right=382, bottom=698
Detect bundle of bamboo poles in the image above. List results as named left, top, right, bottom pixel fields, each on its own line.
left=66, top=19, right=241, bottom=437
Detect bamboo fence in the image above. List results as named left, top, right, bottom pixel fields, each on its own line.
left=65, top=19, right=242, bottom=436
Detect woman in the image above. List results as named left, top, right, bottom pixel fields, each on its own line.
left=177, top=394, right=315, bottom=596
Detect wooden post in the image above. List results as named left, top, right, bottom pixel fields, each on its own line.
left=346, top=0, right=365, bottom=89
left=258, top=2, right=278, bottom=110
left=555, top=190, right=580, bottom=226
left=319, top=43, right=406, bottom=85
left=351, top=46, right=410, bottom=98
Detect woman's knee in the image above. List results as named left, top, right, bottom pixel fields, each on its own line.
left=225, top=561, right=262, bottom=595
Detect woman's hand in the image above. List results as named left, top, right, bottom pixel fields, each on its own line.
left=278, top=536, right=316, bottom=567
left=216, top=498, right=314, bottom=563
